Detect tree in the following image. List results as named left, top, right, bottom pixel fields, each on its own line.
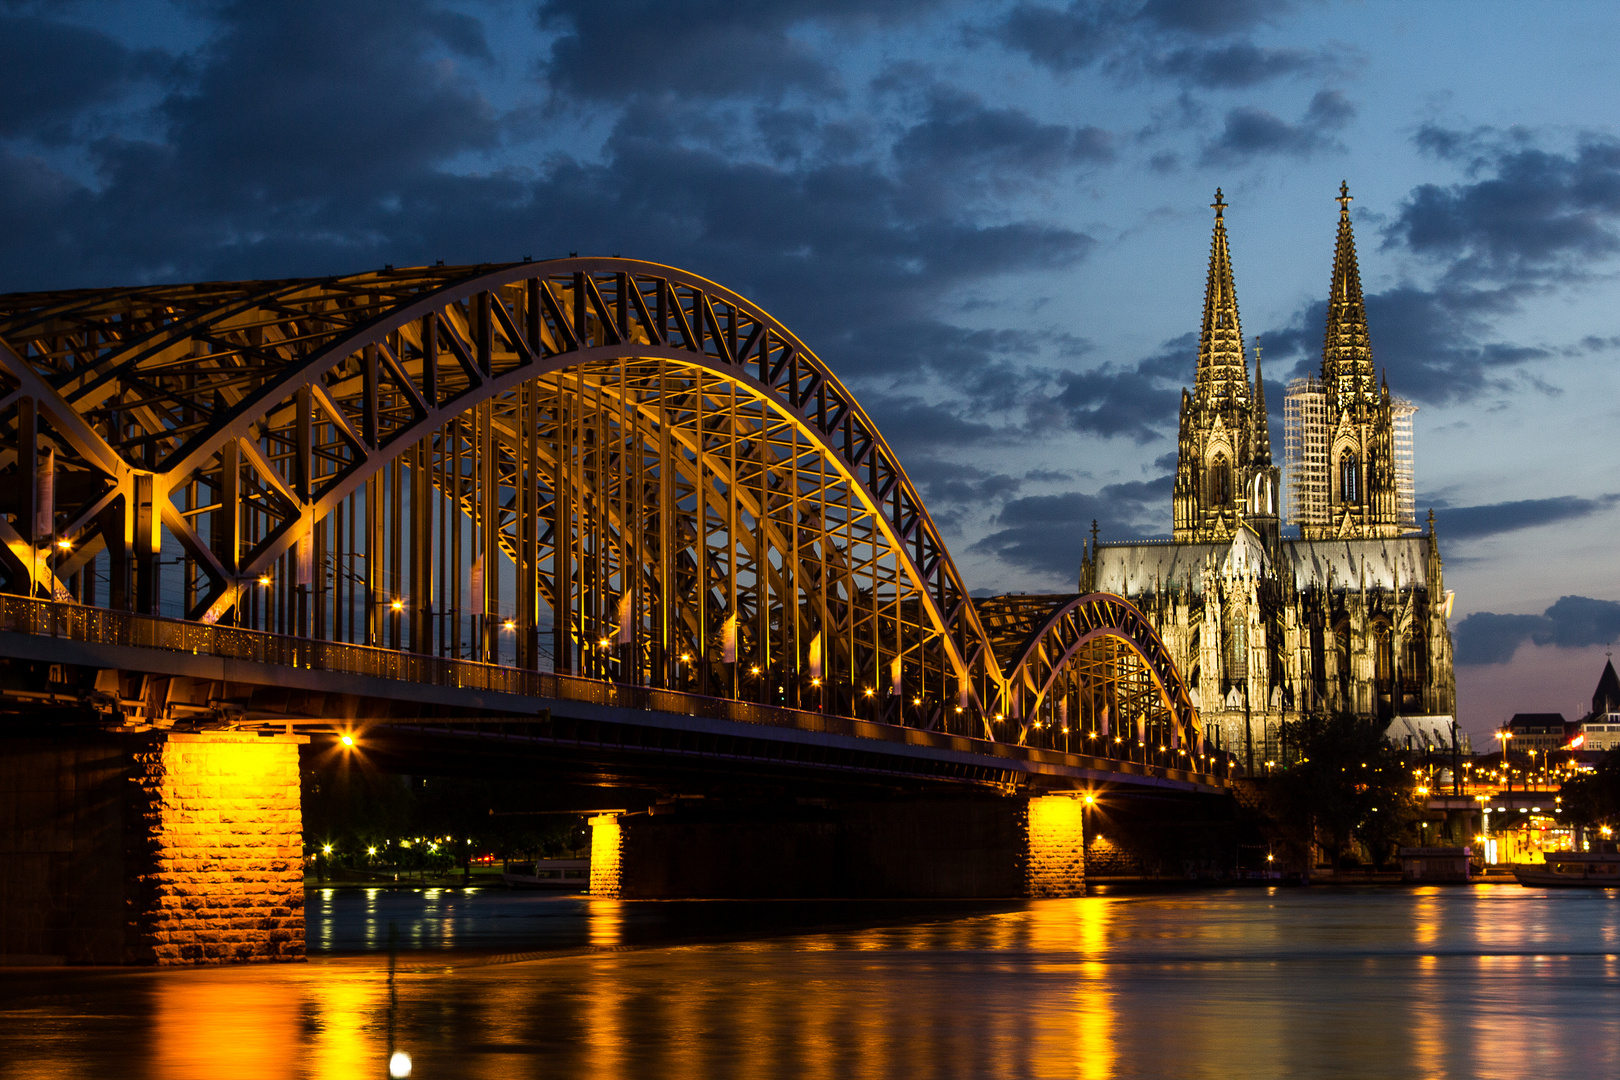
left=1266, top=713, right=1424, bottom=869
left=1560, top=749, right=1620, bottom=833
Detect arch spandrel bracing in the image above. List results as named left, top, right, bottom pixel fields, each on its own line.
left=0, top=259, right=1202, bottom=758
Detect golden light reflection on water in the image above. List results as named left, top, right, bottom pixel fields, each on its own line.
left=5, top=890, right=1620, bottom=1080
left=151, top=974, right=304, bottom=1080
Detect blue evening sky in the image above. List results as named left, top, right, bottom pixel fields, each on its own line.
left=2, top=0, right=1617, bottom=737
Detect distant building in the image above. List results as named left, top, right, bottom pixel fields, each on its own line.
left=1081, top=185, right=1457, bottom=770
left=1573, top=658, right=1620, bottom=751
left=1507, top=713, right=1568, bottom=754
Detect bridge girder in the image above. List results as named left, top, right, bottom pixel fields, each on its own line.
left=0, top=259, right=1202, bottom=753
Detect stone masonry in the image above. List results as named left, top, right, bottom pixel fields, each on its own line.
left=1025, top=795, right=1087, bottom=897
left=126, top=732, right=307, bottom=964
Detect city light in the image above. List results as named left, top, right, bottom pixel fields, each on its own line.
left=389, top=1051, right=412, bottom=1078
left=322, top=844, right=332, bottom=855
left=340, top=734, right=354, bottom=747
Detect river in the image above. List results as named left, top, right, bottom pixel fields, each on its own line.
left=2, top=884, right=1617, bottom=1079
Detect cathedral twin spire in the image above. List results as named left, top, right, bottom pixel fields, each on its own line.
left=1179, top=181, right=1406, bottom=542
left=1322, top=181, right=1377, bottom=404
left=1173, top=188, right=1278, bottom=544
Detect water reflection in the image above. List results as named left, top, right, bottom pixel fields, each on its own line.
left=1, top=888, right=1618, bottom=1079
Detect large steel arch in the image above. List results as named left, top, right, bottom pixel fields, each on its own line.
left=0, top=259, right=1199, bottom=750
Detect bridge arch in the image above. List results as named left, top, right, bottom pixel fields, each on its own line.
left=0, top=259, right=1199, bottom=751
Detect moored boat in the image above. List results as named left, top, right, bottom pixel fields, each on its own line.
left=1512, top=853, right=1620, bottom=887
left=501, top=857, right=589, bottom=890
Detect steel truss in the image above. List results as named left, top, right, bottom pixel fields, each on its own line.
left=0, top=259, right=1200, bottom=752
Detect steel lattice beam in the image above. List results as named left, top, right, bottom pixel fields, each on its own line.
left=0, top=258, right=1203, bottom=753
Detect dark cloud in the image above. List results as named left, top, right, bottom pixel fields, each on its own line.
left=0, top=14, right=167, bottom=139
left=539, top=0, right=944, bottom=103
left=1046, top=332, right=1188, bottom=441
left=994, top=0, right=1336, bottom=89
left=1454, top=595, right=1620, bottom=666
left=0, top=0, right=1098, bottom=427
left=971, top=475, right=1172, bottom=578
left=1434, top=494, right=1620, bottom=542
left=891, top=86, right=1113, bottom=196
left=1136, top=0, right=1291, bottom=35
left=1199, top=90, right=1354, bottom=164
left=1150, top=40, right=1321, bottom=89
left=1256, top=130, right=1620, bottom=407
left=1257, top=282, right=1549, bottom=406
left=1388, top=128, right=1620, bottom=282
left=162, top=0, right=499, bottom=202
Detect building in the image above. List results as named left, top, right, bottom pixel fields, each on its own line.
left=1080, top=185, right=1458, bottom=771
left=1506, top=713, right=1569, bottom=755
left=1574, top=658, right=1620, bottom=751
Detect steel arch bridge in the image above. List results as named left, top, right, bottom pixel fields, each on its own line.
left=0, top=258, right=1206, bottom=767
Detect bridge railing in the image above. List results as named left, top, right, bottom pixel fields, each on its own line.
left=0, top=593, right=1227, bottom=788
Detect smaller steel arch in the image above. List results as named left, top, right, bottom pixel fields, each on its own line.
left=1002, top=592, right=1199, bottom=742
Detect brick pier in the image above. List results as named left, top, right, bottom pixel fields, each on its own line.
left=1, top=729, right=306, bottom=965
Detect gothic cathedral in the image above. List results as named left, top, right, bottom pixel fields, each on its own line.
left=1081, top=185, right=1458, bottom=771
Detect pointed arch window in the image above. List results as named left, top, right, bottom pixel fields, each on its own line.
left=1340, top=451, right=1359, bottom=503
left=1209, top=454, right=1231, bottom=505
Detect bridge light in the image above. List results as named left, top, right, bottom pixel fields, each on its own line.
left=503, top=620, right=516, bottom=632
left=367, top=846, right=377, bottom=856
left=994, top=713, right=1003, bottom=722
left=389, top=1050, right=412, bottom=1078
left=863, top=688, right=874, bottom=698
left=912, top=697, right=921, bottom=706
left=680, top=652, right=691, bottom=663
left=322, top=844, right=333, bottom=855
left=811, top=678, right=821, bottom=688
left=598, top=637, right=611, bottom=649
left=750, top=665, right=761, bottom=675
left=56, top=538, right=72, bottom=550
left=954, top=705, right=963, bottom=714
left=1083, top=794, right=1095, bottom=805
left=391, top=599, right=404, bottom=612
left=340, top=734, right=354, bottom=747
left=258, top=573, right=272, bottom=587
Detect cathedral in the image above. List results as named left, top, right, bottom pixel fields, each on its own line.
left=1079, top=185, right=1459, bottom=770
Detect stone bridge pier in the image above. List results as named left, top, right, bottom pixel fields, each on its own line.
left=0, top=728, right=305, bottom=965
left=586, top=793, right=1089, bottom=900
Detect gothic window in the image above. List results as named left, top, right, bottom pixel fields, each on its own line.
left=1210, top=455, right=1231, bottom=505
left=1339, top=451, right=1359, bottom=503
left=1223, top=615, right=1247, bottom=679
left=1375, top=625, right=1393, bottom=685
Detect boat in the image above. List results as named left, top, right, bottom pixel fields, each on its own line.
left=501, top=857, right=589, bottom=890
left=1512, top=852, right=1620, bottom=887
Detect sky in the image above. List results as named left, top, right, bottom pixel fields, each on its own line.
left=1, top=0, right=1617, bottom=740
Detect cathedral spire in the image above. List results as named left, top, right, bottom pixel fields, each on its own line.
left=1322, top=181, right=1376, bottom=402
left=1250, top=338, right=1272, bottom=466
left=1197, top=189, right=1247, bottom=407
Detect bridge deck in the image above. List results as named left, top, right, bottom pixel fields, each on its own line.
left=0, top=596, right=1228, bottom=795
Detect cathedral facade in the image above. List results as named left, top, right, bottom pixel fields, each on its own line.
left=1080, top=186, right=1458, bottom=770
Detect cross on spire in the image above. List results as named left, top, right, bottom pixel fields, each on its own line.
left=1337, top=180, right=1353, bottom=213
left=1211, top=188, right=1227, bottom=218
